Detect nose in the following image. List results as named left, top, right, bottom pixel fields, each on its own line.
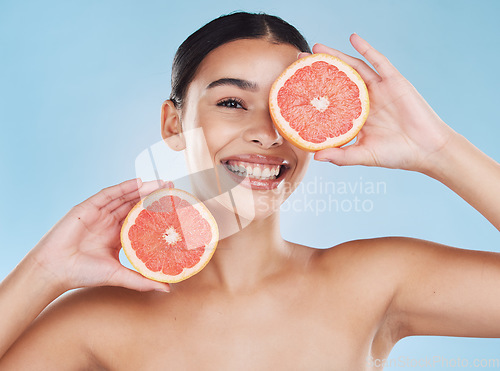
left=242, top=111, right=284, bottom=149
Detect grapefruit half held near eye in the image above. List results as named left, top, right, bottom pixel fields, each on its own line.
left=121, top=188, right=218, bottom=283
left=269, top=53, right=369, bottom=151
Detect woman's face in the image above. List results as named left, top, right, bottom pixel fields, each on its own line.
left=179, top=38, right=311, bottom=220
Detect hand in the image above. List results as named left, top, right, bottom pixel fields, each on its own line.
left=26, top=179, right=170, bottom=293
left=312, top=34, right=456, bottom=173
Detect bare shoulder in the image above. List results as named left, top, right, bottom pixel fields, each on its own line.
left=307, top=236, right=469, bottom=310
left=2, top=286, right=164, bottom=369
left=304, top=237, right=472, bottom=347
left=287, top=236, right=430, bottom=300
left=38, top=286, right=160, bottom=326
left=314, top=236, right=464, bottom=271
left=49, top=285, right=162, bottom=315
left=289, top=236, right=483, bottom=291
left=312, top=236, right=500, bottom=335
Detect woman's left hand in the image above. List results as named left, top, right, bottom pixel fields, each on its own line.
left=313, top=34, right=456, bottom=173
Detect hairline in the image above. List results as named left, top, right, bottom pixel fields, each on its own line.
left=177, top=35, right=300, bottom=113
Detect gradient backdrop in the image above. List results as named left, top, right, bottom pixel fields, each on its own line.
left=1, top=0, right=499, bottom=369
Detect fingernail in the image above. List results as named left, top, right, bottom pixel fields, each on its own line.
left=315, top=157, right=329, bottom=162
left=155, top=287, right=170, bottom=293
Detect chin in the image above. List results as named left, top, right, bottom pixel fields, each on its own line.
left=198, top=181, right=288, bottom=239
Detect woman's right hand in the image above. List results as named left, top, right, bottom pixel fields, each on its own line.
left=310, top=35, right=455, bottom=174
left=26, top=178, right=170, bottom=294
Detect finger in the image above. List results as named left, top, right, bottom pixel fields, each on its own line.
left=101, top=180, right=164, bottom=214
left=107, top=266, right=170, bottom=292
left=139, top=179, right=166, bottom=199
left=86, top=178, right=142, bottom=209
left=349, top=33, right=399, bottom=79
left=110, top=197, right=141, bottom=223
left=314, top=145, right=375, bottom=167
left=113, top=179, right=176, bottom=223
left=312, top=43, right=381, bottom=84
left=103, top=191, right=141, bottom=214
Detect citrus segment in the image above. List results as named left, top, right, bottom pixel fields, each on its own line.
left=269, top=53, right=369, bottom=151
left=121, top=188, right=218, bottom=283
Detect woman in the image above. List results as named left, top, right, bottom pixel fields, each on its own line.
left=1, top=12, right=499, bottom=370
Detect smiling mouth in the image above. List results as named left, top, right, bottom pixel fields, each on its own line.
left=220, top=155, right=289, bottom=185
left=223, top=160, right=283, bottom=180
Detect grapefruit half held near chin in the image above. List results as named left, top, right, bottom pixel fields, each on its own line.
left=269, top=53, right=369, bottom=151
left=121, top=188, right=218, bottom=283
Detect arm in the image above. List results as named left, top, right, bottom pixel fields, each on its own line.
left=391, top=237, right=500, bottom=338
left=315, top=36, right=500, bottom=337
left=396, top=133, right=500, bottom=337
left=0, top=179, right=169, bottom=362
left=424, top=132, right=500, bottom=230
left=0, top=286, right=100, bottom=369
left=0, top=257, right=63, bottom=358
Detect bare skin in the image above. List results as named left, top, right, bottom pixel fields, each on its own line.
left=1, top=36, right=500, bottom=370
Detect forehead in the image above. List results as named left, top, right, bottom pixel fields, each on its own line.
left=189, top=39, right=300, bottom=94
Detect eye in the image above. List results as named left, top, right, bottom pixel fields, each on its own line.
left=216, top=98, right=246, bottom=110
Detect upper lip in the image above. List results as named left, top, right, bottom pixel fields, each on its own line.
left=220, top=154, right=290, bottom=167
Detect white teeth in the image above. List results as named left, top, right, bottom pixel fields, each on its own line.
left=225, top=161, right=282, bottom=180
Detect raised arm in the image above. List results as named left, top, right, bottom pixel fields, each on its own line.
left=0, top=179, right=169, bottom=362
left=314, top=35, right=500, bottom=338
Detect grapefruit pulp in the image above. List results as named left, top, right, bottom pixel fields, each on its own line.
left=269, top=53, right=369, bottom=151
left=121, top=187, right=218, bottom=283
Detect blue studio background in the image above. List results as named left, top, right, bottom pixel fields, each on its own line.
left=1, top=0, right=499, bottom=368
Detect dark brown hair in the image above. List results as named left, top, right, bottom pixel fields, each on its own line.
left=169, top=12, right=311, bottom=109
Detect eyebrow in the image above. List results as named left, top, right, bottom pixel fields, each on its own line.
left=206, top=78, right=258, bottom=91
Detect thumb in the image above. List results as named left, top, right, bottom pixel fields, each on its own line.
left=107, top=267, right=170, bottom=293
left=314, top=146, right=373, bottom=167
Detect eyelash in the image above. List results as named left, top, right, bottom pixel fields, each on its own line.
left=216, top=98, right=246, bottom=110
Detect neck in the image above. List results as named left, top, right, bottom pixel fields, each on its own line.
left=196, top=209, right=290, bottom=292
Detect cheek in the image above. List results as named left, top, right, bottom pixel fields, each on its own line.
left=183, top=112, right=237, bottom=171
left=183, top=127, right=214, bottom=174
left=190, top=110, right=243, bottom=155
left=181, top=112, right=216, bottom=171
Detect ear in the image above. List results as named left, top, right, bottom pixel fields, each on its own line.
left=161, top=100, right=185, bottom=151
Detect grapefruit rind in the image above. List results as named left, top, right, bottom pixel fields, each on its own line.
left=269, top=53, right=370, bottom=151
left=120, top=188, right=219, bottom=283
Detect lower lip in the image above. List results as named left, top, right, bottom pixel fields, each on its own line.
left=222, top=165, right=284, bottom=190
